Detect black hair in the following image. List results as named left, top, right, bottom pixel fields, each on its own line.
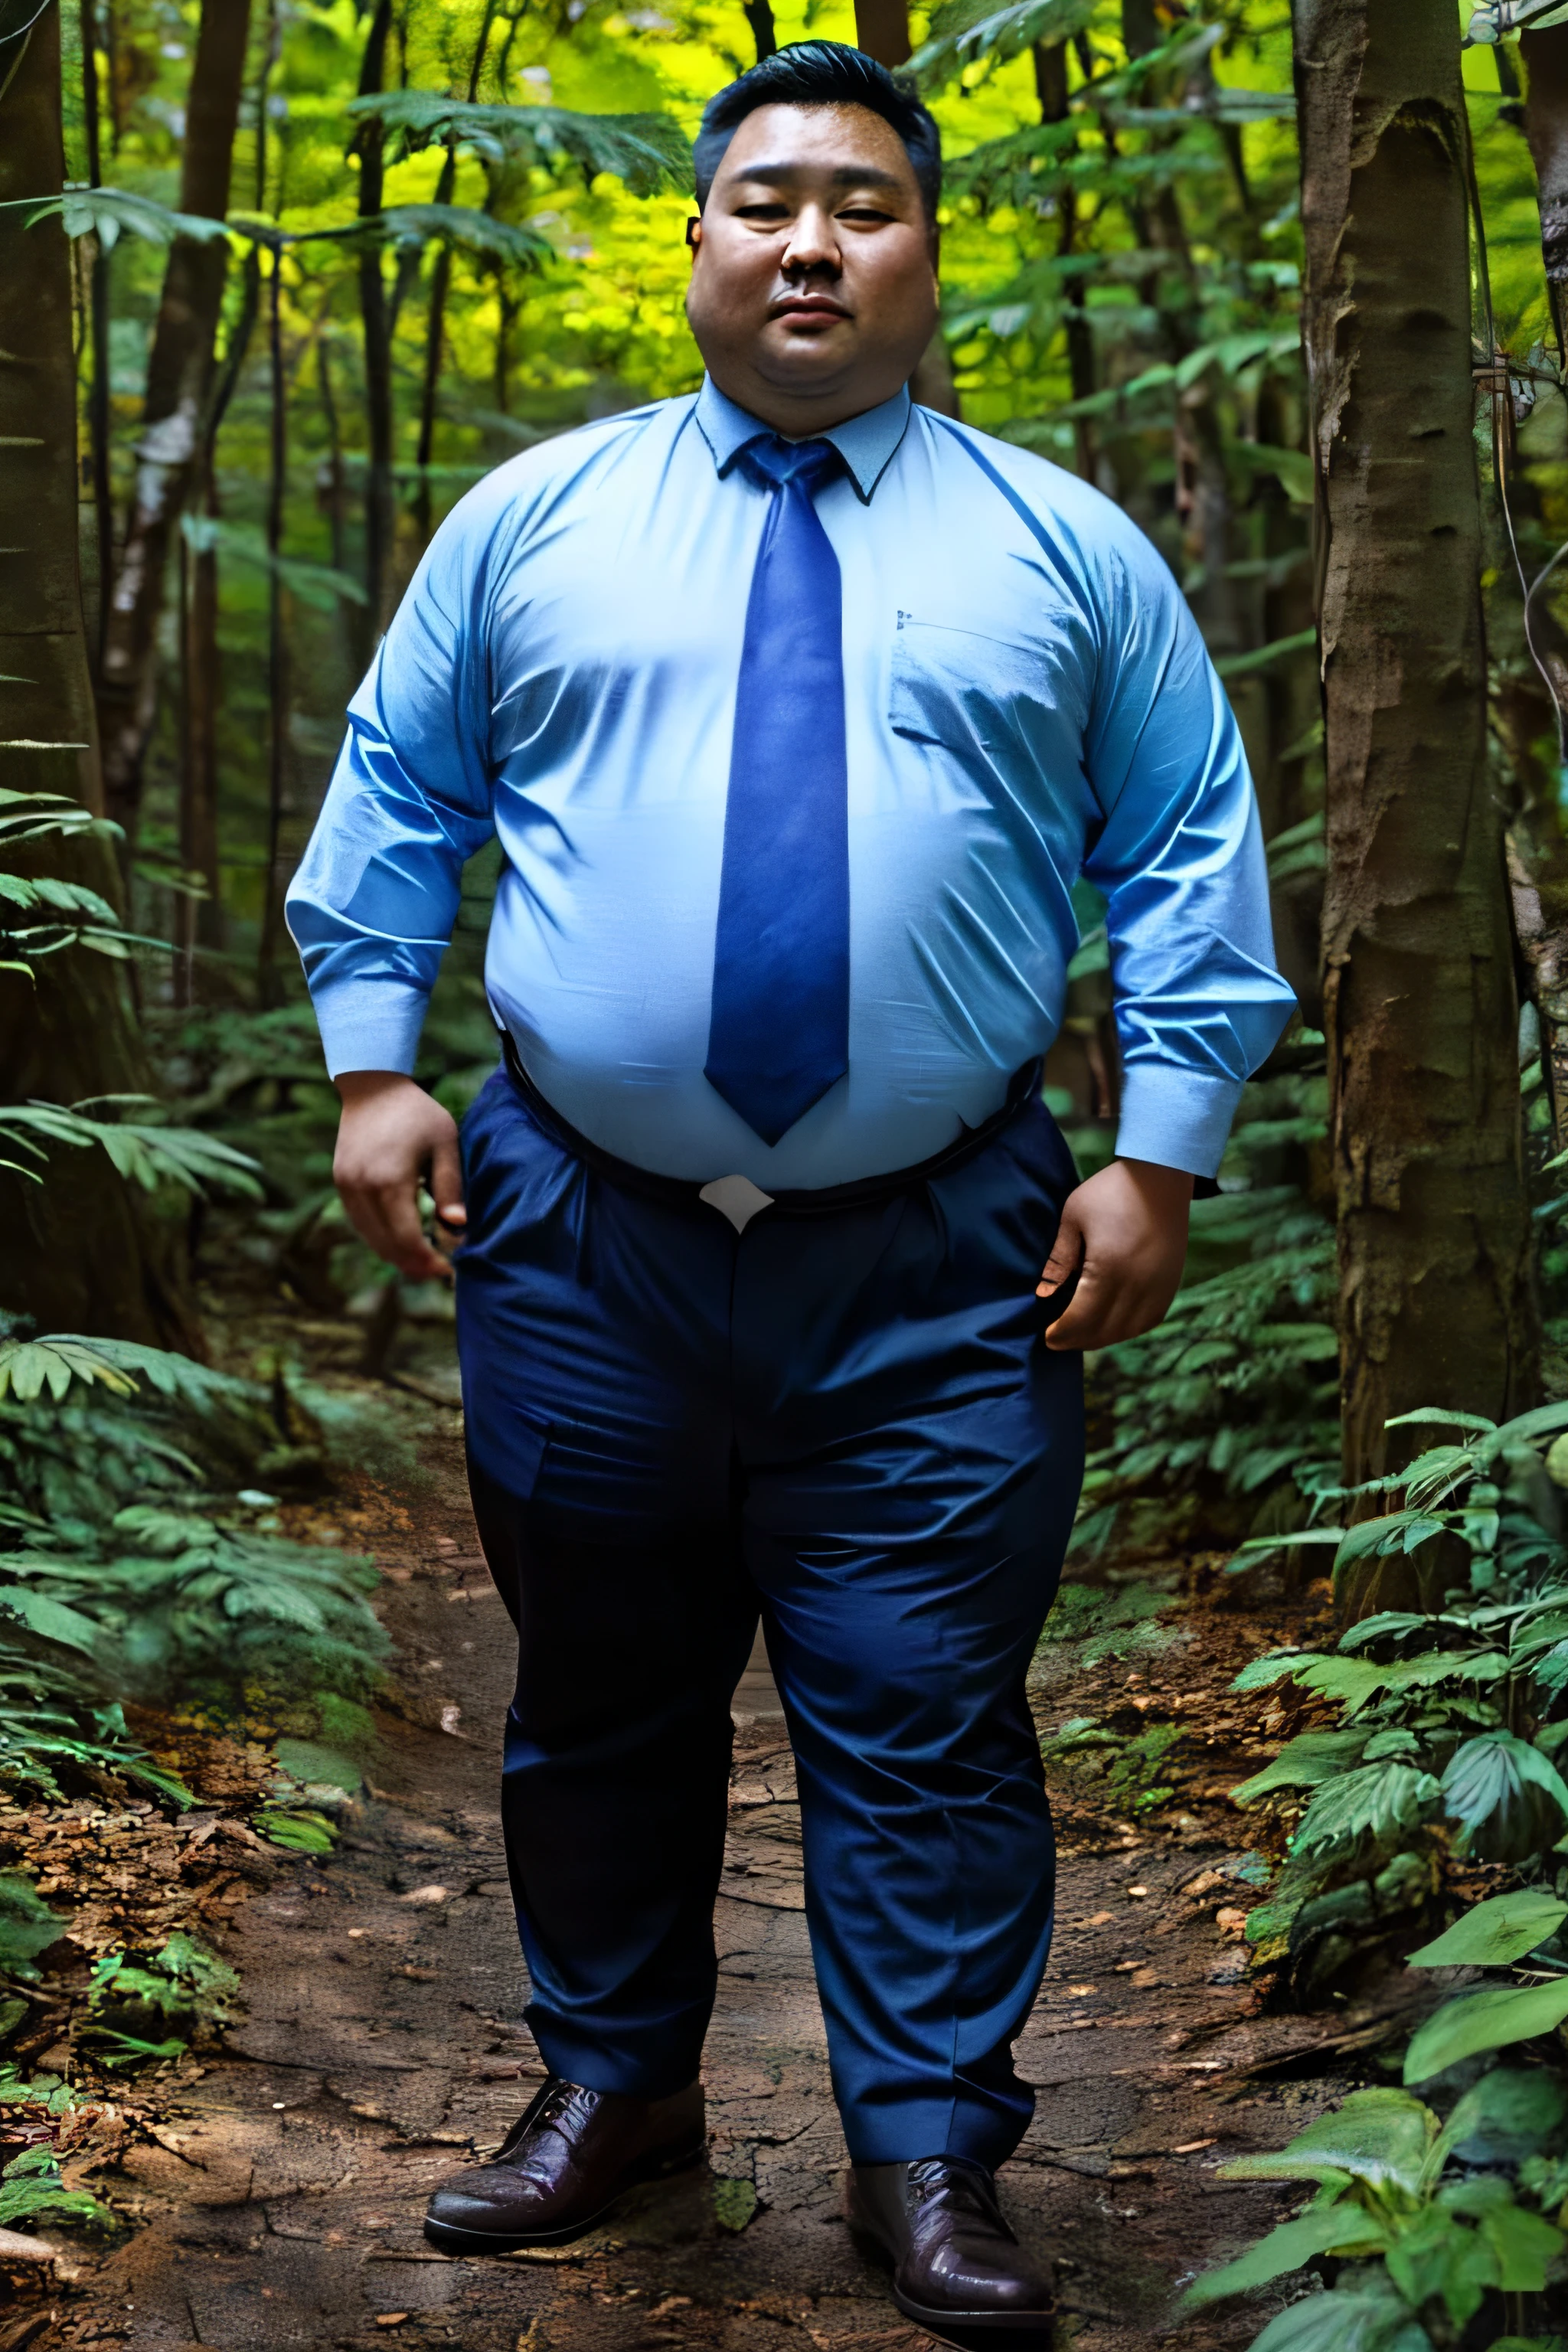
left=692, top=40, right=942, bottom=222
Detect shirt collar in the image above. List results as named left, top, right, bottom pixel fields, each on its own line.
left=694, top=375, right=912, bottom=505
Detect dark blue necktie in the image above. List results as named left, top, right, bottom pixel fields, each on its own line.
left=704, top=435, right=849, bottom=1148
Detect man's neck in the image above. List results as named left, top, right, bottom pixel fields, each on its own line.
left=704, top=365, right=909, bottom=439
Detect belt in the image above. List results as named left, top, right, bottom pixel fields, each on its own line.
left=498, top=1032, right=1044, bottom=1223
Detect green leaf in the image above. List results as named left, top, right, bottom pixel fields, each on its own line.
left=1404, top=1978, right=1568, bottom=2083
left=346, top=93, right=691, bottom=195
left=1181, top=2202, right=1390, bottom=2307
left=1479, top=2197, right=1564, bottom=2291
left=0, top=1590, right=101, bottom=1657
left=273, top=1738, right=363, bottom=1797
left=1289, top=1762, right=1441, bottom=1860
left=907, top=0, right=1097, bottom=83
left=1231, top=1728, right=1369, bottom=1803
left=377, top=204, right=552, bottom=268
left=712, top=2175, right=760, bottom=2231
left=253, top=1807, right=337, bottom=1853
left=1429, top=2067, right=1568, bottom=2177
left=0, top=1338, right=139, bottom=1403
left=1409, top=1891, right=1568, bottom=1968
left=180, top=514, right=368, bottom=608
left=1334, top=1513, right=1423, bottom=1570
left=1440, top=1732, right=1568, bottom=1854
left=0, top=1873, right=64, bottom=1978
left=1219, top=2089, right=1439, bottom=2198
left=1248, top=2285, right=1438, bottom=2352
left=11, top=184, right=237, bottom=250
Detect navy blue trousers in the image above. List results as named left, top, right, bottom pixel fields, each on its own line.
left=454, top=1066, right=1084, bottom=2167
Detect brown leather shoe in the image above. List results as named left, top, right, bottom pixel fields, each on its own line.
left=848, top=2158, right=1054, bottom=2341
left=423, top=2076, right=706, bottom=2252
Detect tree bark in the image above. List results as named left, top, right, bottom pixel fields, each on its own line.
left=354, top=0, right=397, bottom=653
left=853, top=0, right=910, bottom=65
left=1295, top=0, right=1536, bottom=1543
left=79, top=0, right=112, bottom=668
left=0, top=2, right=199, bottom=1350
left=852, top=0, right=958, bottom=415
left=94, top=0, right=252, bottom=844
left=256, top=243, right=291, bottom=1002
left=1035, top=40, right=1097, bottom=482
left=1524, top=23, right=1568, bottom=357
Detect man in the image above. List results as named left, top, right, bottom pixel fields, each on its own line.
left=287, top=40, right=1294, bottom=2344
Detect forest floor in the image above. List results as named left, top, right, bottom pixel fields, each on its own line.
left=0, top=1284, right=1438, bottom=2352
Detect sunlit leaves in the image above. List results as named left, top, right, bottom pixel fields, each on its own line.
left=906, top=0, right=1097, bottom=87
left=9, top=184, right=237, bottom=251
left=348, top=93, right=692, bottom=196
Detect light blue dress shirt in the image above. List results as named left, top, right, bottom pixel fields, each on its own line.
left=286, top=377, right=1295, bottom=1187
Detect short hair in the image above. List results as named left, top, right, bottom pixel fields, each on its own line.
left=693, top=40, right=942, bottom=223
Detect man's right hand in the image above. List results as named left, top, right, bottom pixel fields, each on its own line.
left=333, top=1071, right=466, bottom=1282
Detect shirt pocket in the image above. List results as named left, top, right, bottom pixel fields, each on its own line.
left=889, top=612, right=1059, bottom=759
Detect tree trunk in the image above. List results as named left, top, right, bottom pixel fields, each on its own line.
left=0, top=2, right=199, bottom=1350
left=1524, top=23, right=1568, bottom=357
left=1035, top=40, right=1097, bottom=482
left=256, top=244, right=291, bottom=1001
left=853, top=0, right=910, bottom=64
left=1504, top=24, right=1568, bottom=1148
left=79, top=0, right=112, bottom=668
left=178, top=462, right=224, bottom=970
left=95, top=0, right=252, bottom=844
left=354, top=0, right=397, bottom=653
left=1295, top=0, right=1536, bottom=1554
left=853, top=0, right=958, bottom=415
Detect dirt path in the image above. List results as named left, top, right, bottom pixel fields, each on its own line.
left=31, top=1429, right=1423, bottom=2352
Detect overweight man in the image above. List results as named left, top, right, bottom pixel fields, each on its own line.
left=287, top=40, right=1293, bottom=2343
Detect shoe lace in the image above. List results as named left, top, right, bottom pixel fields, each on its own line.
left=492, top=2077, right=583, bottom=2166
left=906, top=2157, right=1008, bottom=2232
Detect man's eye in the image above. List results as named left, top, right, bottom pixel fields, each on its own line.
left=734, top=201, right=791, bottom=221
left=838, top=205, right=893, bottom=224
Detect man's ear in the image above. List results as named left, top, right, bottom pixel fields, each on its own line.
left=685, top=216, right=702, bottom=250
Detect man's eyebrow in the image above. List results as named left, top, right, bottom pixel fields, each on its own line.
left=726, top=162, right=906, bottom=191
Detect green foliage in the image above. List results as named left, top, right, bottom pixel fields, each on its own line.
left=1071, top=1052, right=1336, bottom=1555
left=1408, top=1890, right=1568, bottom=1969
left=81, top=1931, right=240, bottom=2066
left=1229, top=1400, right=1568, bottom=1984
left=0, top=1874, right=64, bottom=1982
left=1040, top=1713, right=1187, bottom=1813
left=1185, top=2083, right=1568, bottom=2335
left=253, top=1805, right=338, bottom=1852
left=0, top=1316, right=388, bottom=1804
left=0, top=2142, right=114, bottom=2235
left=348, top=91, right=692, bottom=194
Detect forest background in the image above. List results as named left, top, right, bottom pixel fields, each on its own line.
left=14, top=0, right=1568, bottom=2337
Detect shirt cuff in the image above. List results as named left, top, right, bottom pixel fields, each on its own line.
left=309, top=982, right=430, bottom=1081
left=1114, top=1063, right=1245, bottom=1180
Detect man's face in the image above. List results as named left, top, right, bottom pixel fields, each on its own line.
left=685, top=102, right=939, bottom=433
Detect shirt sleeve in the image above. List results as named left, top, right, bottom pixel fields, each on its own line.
left=284, top=490, right=501, bottom=1080
left=1081, top=528, right=1298, bottom=1178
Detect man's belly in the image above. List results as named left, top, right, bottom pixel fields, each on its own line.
left=482, top=802, right=1072, bottom=1190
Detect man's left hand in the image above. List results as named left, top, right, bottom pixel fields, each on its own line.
left=1037, top=1158, right=1194, bottom=1352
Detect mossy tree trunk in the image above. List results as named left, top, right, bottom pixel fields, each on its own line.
left=0, top=1, right=200, bottom=1349
left=1295, top=0, right=1536, bottom=1583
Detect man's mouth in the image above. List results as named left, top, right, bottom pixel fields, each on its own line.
left=769, top=296, right=851, bottom=328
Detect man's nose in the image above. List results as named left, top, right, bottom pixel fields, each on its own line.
left=780, top=203, right=842, bottom=275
